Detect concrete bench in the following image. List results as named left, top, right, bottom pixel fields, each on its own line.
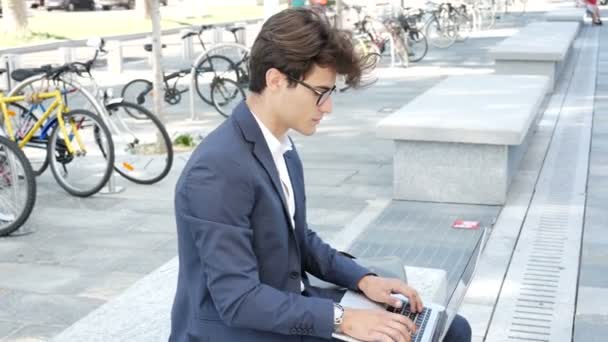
left=376, top=74, right=551, bottom=205
left=545, top=7, right=586, bottom=23
left=489, top=22, right=580, bottom=91
left=52, top=258, right=446, bottom=342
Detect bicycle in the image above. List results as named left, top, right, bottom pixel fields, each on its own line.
left=0, top=131, right=36, bottom=237
left=8, top=38, right=174, bottom=185
left=121, top=25, right=249, bottom=117
left=347, top=4, right=410, bottom=67
left=397, top=8, right=429, bottom=63
left=1, top=65, right=115, bottom=198
left=424, top=2, right=459, bottom=49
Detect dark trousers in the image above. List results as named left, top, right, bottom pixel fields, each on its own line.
left=302, top=286, right=472, bottom=342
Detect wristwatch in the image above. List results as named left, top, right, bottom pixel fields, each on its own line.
left=333, top=303, right=344, bottom=330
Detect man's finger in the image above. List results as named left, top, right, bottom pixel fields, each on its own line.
left=385, top=311, right=417, bottom=335
left=385, top=319, right=411, bottom=341
left=376, top=325, right=408, bottom=342
left=369, top=331, right=395, bottom=342
left=393, top=282, right=423, bottom=313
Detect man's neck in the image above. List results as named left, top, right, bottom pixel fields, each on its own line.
left=246, top=95, right=288, bottom=140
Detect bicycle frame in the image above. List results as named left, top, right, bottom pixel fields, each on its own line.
left=0, top=89, right=81, bottom=155
left=7, top=73, right=127, bottom=140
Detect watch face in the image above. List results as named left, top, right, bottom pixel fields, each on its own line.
left=333, top=304, right=344, bottom=324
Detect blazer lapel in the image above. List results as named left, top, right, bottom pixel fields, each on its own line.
left=232, top=101, right=295, bottom=231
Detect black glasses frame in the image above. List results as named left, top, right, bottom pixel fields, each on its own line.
left=286, top=75, right=336, bottom=106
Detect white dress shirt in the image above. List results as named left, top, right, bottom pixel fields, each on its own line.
left=251, top=112, right=295, bottom=228
left=251, top=112, right=304, bottom=292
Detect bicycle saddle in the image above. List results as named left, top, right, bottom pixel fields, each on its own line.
left=200, top=25, right=214, bottom=31
left=143, top=43, right=167, bottom=52
left=226, top=26, right=245, bottom=34
left=11, top=66, right=52, bottom=82
left=181, top=30, right=200, bottom=39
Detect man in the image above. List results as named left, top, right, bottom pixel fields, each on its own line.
left=170, top=8, right=471, bottom=342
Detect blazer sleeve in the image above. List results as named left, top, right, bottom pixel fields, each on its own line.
left=303, top=226, right=373, bottom=291
left=179, top=155, right=334, bottom=339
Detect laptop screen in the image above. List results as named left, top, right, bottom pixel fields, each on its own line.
left=439, top=227, right=487, bottom=339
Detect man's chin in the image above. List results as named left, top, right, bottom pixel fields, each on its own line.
left=293, top=126, right=317, bottom=136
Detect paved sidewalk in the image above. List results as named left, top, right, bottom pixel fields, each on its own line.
left=3, top=3, right=608, bottom=342
left=573, top=20, right=608, bottom=341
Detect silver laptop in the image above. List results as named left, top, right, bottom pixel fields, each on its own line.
left=333, top=228, right=487, bottom=342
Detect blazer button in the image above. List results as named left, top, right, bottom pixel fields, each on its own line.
left=289, top=271, right=299, bottom=280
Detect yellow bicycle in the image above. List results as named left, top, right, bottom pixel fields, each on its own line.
left=0, top=67, right=115, bottom=197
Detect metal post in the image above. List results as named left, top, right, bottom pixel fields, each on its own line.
left=107, top=40, right=123, bottom=74
left=213, top=27, right=223, bottom=44
left=1, top=54, right=17, bottom=92
left=181, top=29, right=193, bottom=60
left=59, top=46, right=74, bottom=64
left=99, top=171, right=126, bottom=194
left=234, top=23, right=246, bottom=45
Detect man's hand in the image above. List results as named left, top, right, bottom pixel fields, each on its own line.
left=337, top=308, right=416, bottom=342
left=357, top=275, right=424, bottom=313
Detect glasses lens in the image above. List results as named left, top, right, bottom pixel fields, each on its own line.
left=318, top=87, right=335, bottom=106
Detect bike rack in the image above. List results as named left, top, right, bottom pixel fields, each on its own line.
left=99, top=171, right=126, bottom=194
left=8, top=75, right=126, bottom=195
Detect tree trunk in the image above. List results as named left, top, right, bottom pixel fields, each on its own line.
left=136, top=0, right=151, bottom=19
left=147, top=0, right=166, bottom=151
left=2, top=0, right=29, bottom=36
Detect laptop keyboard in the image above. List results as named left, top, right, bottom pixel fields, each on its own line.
left=386, top=302, right=432, bottom=342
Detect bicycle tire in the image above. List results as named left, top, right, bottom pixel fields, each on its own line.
left=120, top=79, right=153, bottom=119
left=47, top=109, right=115, bottom=197
left=211, top=78, right=246, bottom=118
left=0, top=135, right=36, bottom=237
left=105, top=101, right=174, bottom=185
left=425, top=16, right=457, bottom=49
left=407, top=30, right=428, bottom=63
left=455, top=9, right=474, bottom=42
left=194, top=55, right=239, bottom=105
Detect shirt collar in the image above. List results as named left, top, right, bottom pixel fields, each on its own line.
left=251, top=110, right=293, bottom=157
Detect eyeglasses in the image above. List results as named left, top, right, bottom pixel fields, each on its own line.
left=286, top=75, right=336, bottom=107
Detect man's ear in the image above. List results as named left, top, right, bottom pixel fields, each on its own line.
left=265, top=68, right=285, bottom=92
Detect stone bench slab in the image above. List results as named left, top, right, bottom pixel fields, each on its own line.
left=52, top=258, right=446, bottom=342
left=376, top=75, right=551, bottom=145
left=490, top=22, right=580, bottom=62
left=376, top=75, right=550, bottom=205
left=490, top=22, right=579, bottom=91
left=545, top=8, right=586, bottom=23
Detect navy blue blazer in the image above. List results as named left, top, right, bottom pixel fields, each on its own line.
left=170, top=102, right=372, bottom=342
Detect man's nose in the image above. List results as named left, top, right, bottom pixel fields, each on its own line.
left=319, top=96, right=333, bottom=114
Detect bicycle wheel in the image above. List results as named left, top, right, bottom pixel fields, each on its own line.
left=511, top=0, right=527, bottom=16
left=211, top=78, right=246, bottom=118
left=120, top=79, right=153, bottom=119
left=194, top=55, right=238, bottom=105
left=456, top=10, right=474, bottom=42
left=47, top=109, right=114, bottom=197
left=479, top=5, right=496, bottom=30
left=0, top=135, right=36, bottom=237
left=407, top=29, right=428, bottom=63
left=5, top=103, right=50, bottom=176
left=425, top=16, right=457, bottom=49
left=105, top=101, right=173, bottom=185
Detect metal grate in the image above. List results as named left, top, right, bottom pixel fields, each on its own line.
left=347, top=201, right=499, bottom=301
left=486, top=25, right=597, bottom=342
